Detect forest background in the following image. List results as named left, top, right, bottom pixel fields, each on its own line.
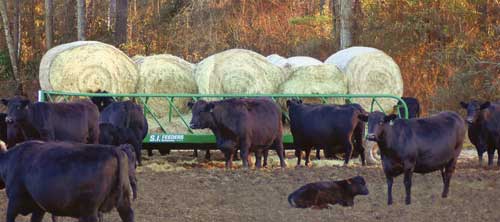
left=0, top=0, right=498, bottom=115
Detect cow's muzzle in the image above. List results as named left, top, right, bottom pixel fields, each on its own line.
left=366, top=134, right=377, bottom=141
left=5, top=116, right=13, bottom=124
left=189, top=123, right=201, bottom=129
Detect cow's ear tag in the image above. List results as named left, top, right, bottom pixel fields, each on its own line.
left=389, top=121, right=394, bottom=126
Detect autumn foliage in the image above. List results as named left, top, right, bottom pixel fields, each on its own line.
left=0, top=0, right=498, bottom=115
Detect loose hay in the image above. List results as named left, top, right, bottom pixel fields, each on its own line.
left=136, top=54, right=197, bottom=117
left=278, top=64, right=347, bottom=105
left=39, top=41, right=139, bottom=93
left=324, top=47, right=403, bottom=111
left=194, top=49, right=287, bottom=95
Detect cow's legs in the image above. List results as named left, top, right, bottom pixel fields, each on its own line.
left=51, top=215, right=58, bottom=222
left=78, top=215, right=99, bottom=222
left=442, top=158, right=457, bottom=198
left=386, top=175, right=394, bottom=205
left=6, top=199, right=20, bottom=222
left=403, top=169, right=413, bottom=205
left=117, top=197, right=134, bottom=222
left=255, top=150, right=262, bottom=168
left=295, top=148, right=302, bottom=166
left=223, top=149, right=234, bottom=169
left=205, top=149, right=211, bottom=160
left=342, top=141, right=354, bottom=165
left=272, top=137, right=286, bottom=168
left=30, top=209, right=45, bottom=222
left=240, top=140, right=251, bottom=168
left=477, top=148, right=484, bottom=166
left=316, top=148, right=321, bottom=160
left=487, top=148, right=495, bottom=166
left=263, top=149, right=269, bottom=167
left=304, top=147, right=312, bottom=166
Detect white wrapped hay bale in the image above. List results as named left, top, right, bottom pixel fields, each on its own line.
left=131, top=55, right=145, bottom=64
left=195, top=49, right=287, bottom=95
left=39, top=41, right=139, bottom=93
left=266, top=54, right=287, bottom=66
left=279, top=64, right=347, bottom=105
left=136, top=54, right=197, bottom=117
left=324, top=46, right=403, bottom=111
left=284, top=56, right=323, bottom=68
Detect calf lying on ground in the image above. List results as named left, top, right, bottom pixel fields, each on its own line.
left=288, top=176, right=369, bottom=209
left=359, top=111, right=465, bottom=205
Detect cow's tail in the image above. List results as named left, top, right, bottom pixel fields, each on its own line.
left=113, top=148, right=131, bottom=206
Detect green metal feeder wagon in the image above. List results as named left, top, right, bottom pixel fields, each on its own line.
left=38, top=90, right=408, bottom=156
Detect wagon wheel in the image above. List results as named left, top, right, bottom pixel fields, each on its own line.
left=364, top=141, right=380, bottom=165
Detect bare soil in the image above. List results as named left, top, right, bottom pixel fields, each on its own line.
left=1, top=148, right=499, bottom=222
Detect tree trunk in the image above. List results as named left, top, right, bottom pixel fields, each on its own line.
left=332, top=0, right=341, bottom=49
left=352, top=0, right=362, bottom=45
left=64, top=0, right=76, bottom=42
left=115, top=0, right=128, bottom=45
left=77, top=0, right=86, bottom=40
left=339, top=0, right=353, bottom=49
left=44, top=0, right=53, bottom=49
left=28, top=0, right=37, bottom=52
left=108, top=0, right=116, bottom=30
left=477, top=0, right=488, bottom=33
left=13, top=0, right=20, bottom=59
left=0, top=0, right=20, bottom=87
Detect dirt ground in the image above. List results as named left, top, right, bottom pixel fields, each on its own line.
left=1, top=148, right=499, bottom=222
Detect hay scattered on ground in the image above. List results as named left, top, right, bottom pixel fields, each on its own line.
left=135, top=54, right=197, bottom=117
left=324, top=47, right=403, bottom=111
left=39, top=41, right=139, bottom=93
left=194, top=49, right=287, bottom=95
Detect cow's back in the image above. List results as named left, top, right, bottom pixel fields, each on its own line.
left=99, top=101, right=148, bottom=139
left=4, top=141, right=130, bottom=216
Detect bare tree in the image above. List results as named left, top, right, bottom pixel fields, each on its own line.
left=339, top=0, right=353, bottom=49
left=331, top=0, right=341, bottom=49
left=77, top=0, right=86, bottom=40
left=45, top=0, right=53, bottom=49
left=64, top=0, right=76, bottom=42
left=13, top=0, right=20, bottom=59
left=108, top=0, right=116, bottom=30
left=0, top=0, right=20, bottom=88
left=115, top=0, right=128, bottom=45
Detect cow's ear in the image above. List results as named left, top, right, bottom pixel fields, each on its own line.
left=459, top=102, right=468, bottom=109
left=480, top=102, right=491, bottom=110
left=205, top=103, right=215, bottom=112
left=384, top=114, right=398, bottom=122
left=0, top=99, right=8, bottom=106
left=187, top=101, right=194, bottom=109
left=358, top=114, right=368, bottom=122
left=20, top=99, right=30, bottom=108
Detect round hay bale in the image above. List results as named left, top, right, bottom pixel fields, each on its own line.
left=136, top=54, right=197, bottom=117
left=266, top=54, right=286, bottom=66
left=39, top=41, right=139, bottom=93
left=278, top=64, right=347, bottom=106
left=283, top=56, right=323, bottom=69
left=324, top=47, right=403, bottom=111
left=131, top=55, right=145, bottom=64
left=194, top=49, right=287, bottom=95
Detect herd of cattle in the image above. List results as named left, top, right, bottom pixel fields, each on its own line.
left=0, top=93, right=498, bottom=220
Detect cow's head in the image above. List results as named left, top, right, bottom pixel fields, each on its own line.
left=187, top=100, right=215, bottom=129
left=1, top=97, right=31, bottom=124
left=346, top=176, right=369, bottom=196
left=90, top=90, right=115, bottom=112
left=460, top=100, right=491, bottom=124
left=286, top=99, right=303, bottom=108
left=358, top=111, right=397, bottom=142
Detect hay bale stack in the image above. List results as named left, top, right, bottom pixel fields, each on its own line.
left=194, top=49, right=287, bottom=95
left=324, top=47, right=403, bottom=111
left=39, top=41, right=139, bottom=93
left=279, top=64, right=347, bottom=105
left=136, top=54, right=197, bottom=117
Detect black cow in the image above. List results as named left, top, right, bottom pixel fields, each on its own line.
left=1, top=97, right=100, bottom=145
left=90, top=90, right=116, bottom=112
left=287, top=99, right=366, bottom=166
left=460, top=100, right=500, bottom=166
left=98, top=100, right=148, bottom=166
left=395, top=97, right=421, bottom=118
left=0, top=113, right=6, bottom=141
left=188, top=98, right=286, bottom=169
left=0, top=141, right=135, bottom=222
left=288, top=176, right=369, bottom=209
left=358, top=111, right=465, bottom=205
